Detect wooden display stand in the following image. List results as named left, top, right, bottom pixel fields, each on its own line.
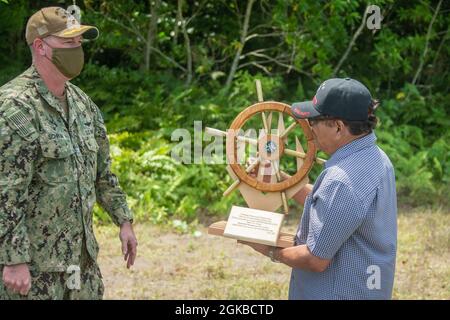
left=207, top=80, right=324, bottom=248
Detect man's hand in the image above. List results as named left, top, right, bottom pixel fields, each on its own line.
left=238, top=241, right=330, bottom=272
left=119, top=222, right=138, bottom=269
left=2, top=263, right=31, bottom=296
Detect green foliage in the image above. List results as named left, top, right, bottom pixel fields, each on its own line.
left=1, top=0, right=449, bottom=225
left=93, top=131, right=241, bottom=224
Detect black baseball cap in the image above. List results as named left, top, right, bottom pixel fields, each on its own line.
left=291, top=78, right=372, bottom=121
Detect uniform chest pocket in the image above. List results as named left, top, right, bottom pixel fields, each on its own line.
left=81, top=135, right=99, bottom=182
left=38, top=136, right=76, bottom=184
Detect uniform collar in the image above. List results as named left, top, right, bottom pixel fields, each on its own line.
left=31, top=65, right=76, bottom=126
left=324, top=132, right=377, bottom=169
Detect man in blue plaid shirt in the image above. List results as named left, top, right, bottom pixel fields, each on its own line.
left=241, top=78, right=397, bottom=300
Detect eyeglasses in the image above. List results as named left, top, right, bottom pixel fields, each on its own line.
left=307, top=116, right=336, bottom=127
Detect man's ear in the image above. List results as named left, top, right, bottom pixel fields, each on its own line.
left=336, top=120, right=351, bottom=138
left=32, top=38, right=45, bottom=56
left=335, top=120, right=344, bottom=133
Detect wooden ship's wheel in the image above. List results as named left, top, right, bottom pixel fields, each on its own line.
left=207, top=81, right=325, bottom=247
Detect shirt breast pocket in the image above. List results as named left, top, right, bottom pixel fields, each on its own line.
left=82, top=135, right=99, bottom=182
left=38, top=136, right=76, bottom=184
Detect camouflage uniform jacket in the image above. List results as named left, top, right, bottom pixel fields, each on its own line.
left=0, top=66, right=132, bottom=271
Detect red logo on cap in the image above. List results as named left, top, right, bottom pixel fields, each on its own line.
left=293, top=108, right=310, bottom=117
left=312, top=95, right=318, bottom=106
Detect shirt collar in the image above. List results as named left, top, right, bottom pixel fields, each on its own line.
left=30, top=64, right=69, bottom=117
left=324, top=132, right=377, bottom=169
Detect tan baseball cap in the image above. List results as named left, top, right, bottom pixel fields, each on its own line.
left=26, top=6, right=99, bottom=45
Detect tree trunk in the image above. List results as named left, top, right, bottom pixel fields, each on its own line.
left=178, top=0, right=193, bottom=85
left=332, top=6, right=369, bottom=77
left=224, top=0, right=256, bottom=92
left=145, top=0, right=161, bottom=72
left=173, top=0, right=183, bottom=45
left=412, top=0, right=443, bottom=85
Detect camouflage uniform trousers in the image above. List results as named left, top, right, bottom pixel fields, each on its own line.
left=0, top=241, right=104, bottom=300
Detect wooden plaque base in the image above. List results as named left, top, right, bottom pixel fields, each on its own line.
left=208, top=221, right=295, bottom=248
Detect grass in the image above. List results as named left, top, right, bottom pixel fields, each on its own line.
left=95, top=208, right=450, bottom=299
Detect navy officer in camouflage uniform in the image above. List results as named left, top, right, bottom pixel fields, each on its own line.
left=0, top=7, right=138, bottom=299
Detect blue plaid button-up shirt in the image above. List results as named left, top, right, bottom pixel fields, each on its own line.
left=289, top=132, right=397, bottom=300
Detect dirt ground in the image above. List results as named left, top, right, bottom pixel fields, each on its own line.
left=95, top=208, right=450, bottom=300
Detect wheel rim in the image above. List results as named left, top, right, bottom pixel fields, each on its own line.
left=226, top=101, right=317, bottom=192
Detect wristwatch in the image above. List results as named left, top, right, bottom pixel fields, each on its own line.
left=268, top=247, right=280, bottom=263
